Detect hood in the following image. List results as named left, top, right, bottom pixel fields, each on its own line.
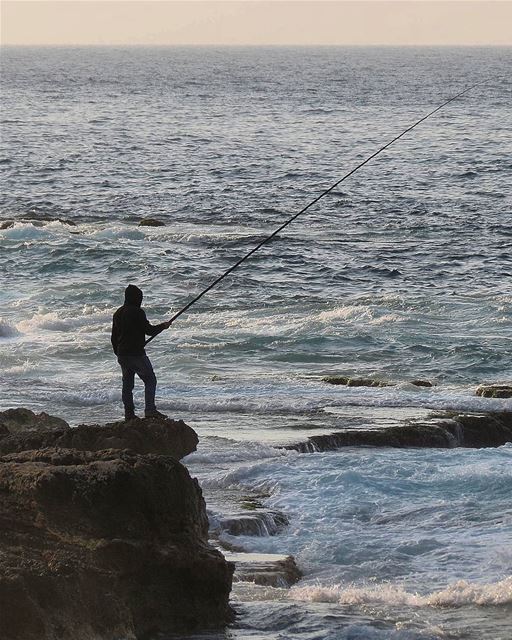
left=124, top=284, right=143, bottom=307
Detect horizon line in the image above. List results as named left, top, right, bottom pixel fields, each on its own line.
left=3, top=42, right=512, bottom=47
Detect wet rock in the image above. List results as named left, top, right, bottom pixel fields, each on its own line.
left=21, top=213, right=76, bottom=226
left=476, top=384, right=512, bottom=399
left=0, top=220, right=14, bottom=229
left=138, top=217, right=165, bottom=227
left=410, top=380, right=434, bottom=388
left=443, top=412, right=512, bottom=447
left=322, top=376, right=390, bottom=387
left=0, top=408, right=69, bottom=435
left=226, top=552, right=301, bottom=588
left=0, top=448, right=234, bottom=639
left=0, top=415, right=197, bottom=460
left=284, top=412, right=512, bottom=452
left=216, top=511, right=289, bottom=537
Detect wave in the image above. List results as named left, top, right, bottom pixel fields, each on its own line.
left=159, top=386, right=512, bottom=417
left=160, top=396, right=325, bottom=416
left=185, top=437, right=289, bottom=465
left=0, top=319, right=20, bottom=338
left=291, top=576, right=512, bottom=607
left=55, top=389, right=120, bottom=406
left=15, top=308, right=112, bottom=334
left=0, top=219, right=75, bottom=241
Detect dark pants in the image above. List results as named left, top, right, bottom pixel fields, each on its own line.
left=117, top=355, right=157, bottom=416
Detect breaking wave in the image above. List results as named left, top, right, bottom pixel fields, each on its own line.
left=291, top=576, right=512, bottom=608
left=15, top=308, right=113, bottom=334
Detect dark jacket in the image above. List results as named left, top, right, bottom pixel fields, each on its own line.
left=111, top=285, right=166, bottom=356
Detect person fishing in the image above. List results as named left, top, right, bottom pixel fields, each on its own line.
left=111, top=284, right=171, bottom=420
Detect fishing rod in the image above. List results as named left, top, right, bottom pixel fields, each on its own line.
left=145, top=80, right=485, bottom=347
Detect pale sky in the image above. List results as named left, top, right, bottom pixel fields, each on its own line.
left=1, top=1, right=511, bottom=46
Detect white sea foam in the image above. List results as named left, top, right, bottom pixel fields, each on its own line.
left=290, top=576, right=512, bottom=608
left=2, top=360, right=36, bottom=376
left=185, top=438, right=288, bottom=465
left=16, top=308, right=112, bottom=334
left=56, top=389, right=120, bottom=406
left=159, top=385, right=512, bottom=416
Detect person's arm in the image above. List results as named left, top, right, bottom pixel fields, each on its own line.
left=141, top=309, right=170, bottom=337
left=111, top=315, right=119, bottom=354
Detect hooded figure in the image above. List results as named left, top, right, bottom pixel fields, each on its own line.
left=111, top=285, right=170, bottom=420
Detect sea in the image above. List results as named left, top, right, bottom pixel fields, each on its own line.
left=1, top=46, right=511, bottom=639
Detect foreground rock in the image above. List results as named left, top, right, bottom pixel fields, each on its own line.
left=476, top=384, right=512, bottom=399
left=0, top=415, right=197, bottom=460
left=0, top=408, right=70, bottom=434
left=285, top=412, right=512, bottom=452
left=0, top=447, right=234, bottom=639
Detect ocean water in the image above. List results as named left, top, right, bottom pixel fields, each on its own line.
left=1, top=46, right=512, bottom=638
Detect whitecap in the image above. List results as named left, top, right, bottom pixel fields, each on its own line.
left=290, top=575, right=512, bottom=607
left=16, top=308, right=113, bottom=334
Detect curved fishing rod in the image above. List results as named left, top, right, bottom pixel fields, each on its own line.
left=146, top=80, right=485, bottom=346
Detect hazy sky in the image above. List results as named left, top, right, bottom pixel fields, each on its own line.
left=2, top=1, right=512, bottom=46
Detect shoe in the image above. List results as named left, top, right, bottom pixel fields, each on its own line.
left=144, top=410, right=168, bottom=420
left=124, top=413, right=139, bottom=421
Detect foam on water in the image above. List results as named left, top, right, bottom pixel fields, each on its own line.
left=291, top=576, right=512, bottom=608
left=16, top=307, right=113, bottom=334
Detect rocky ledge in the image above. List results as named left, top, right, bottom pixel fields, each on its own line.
left=0, top=408, right=197, bottom=459
left=476, top=383, right=512, bottom=399
left=0, top=409, right=234, bottom=640
left=285, top=412, right=512, bottom=453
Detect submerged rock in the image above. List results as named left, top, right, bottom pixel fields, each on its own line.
left=0, top=447, right=234, bottom=639
left=0, top=415, right=197, bottom=460
left=410, top=379, right=434, bottom=388
left=284, top=412, right=512, bottom=452
left=0, top=408, right=69, bottom=435
left=322, top=376, right=389, bottom=387
left=138, top=217, right=165, bottom=227
left=476, top=384, right=512, bottom=399
left=322, top=376, right=434, bottom=388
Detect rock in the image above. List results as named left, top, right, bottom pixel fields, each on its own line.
left=138, top=218, right=165, bottom=227
left=284, top=412, right=512, bottom=452
left=322, top=376, right=390, bottom=387
left=0, top=220, right=14, bottom=229
left=214, top=511, right=288, bottom=538
left=410, top=380, right=433, bottom=388
left=444, top=412, right=512, bottom=447
left=0, top=415, right=197, bottom=460
left=476, top=384, right=512, bottom=399
left=0, top=408, right=69, bottom=435
left=226, top=552, right=301, bottom=588
left=322, top=376, right=433, bottom=388
left=0, top=447, right=234, bottom=639
left=21, top=213, right=77, bottom=226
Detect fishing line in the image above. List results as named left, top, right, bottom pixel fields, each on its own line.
left=145, top=80, right=485, bottom=346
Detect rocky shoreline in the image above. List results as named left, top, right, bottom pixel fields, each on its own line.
left=284, top=412, right=512, bottom=453
left=2, top=402, right=511, bottom=639
left=0, top=409, right=234, bottom=640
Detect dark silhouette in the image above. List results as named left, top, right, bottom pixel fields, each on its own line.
left=111, top=285, right=171, bottom=420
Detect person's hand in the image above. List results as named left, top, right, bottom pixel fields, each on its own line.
left=163, top=320, right=173, bottom=330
